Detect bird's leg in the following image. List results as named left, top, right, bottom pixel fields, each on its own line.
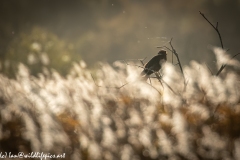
left=158, top=72, right=163, bottom=79
left=148, top=77, right=152, bottom=85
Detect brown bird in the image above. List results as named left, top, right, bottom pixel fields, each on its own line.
left=141, top=50, right=167, bottom=79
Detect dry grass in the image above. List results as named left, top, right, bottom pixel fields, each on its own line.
left=0, top=48, right=240, bottom=160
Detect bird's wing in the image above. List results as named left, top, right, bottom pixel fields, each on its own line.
left=144, top=55, right=160, bottom=69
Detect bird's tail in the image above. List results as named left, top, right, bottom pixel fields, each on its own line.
left=140, top=73, right=149, bottom=81
left=140, top=70, right=146, bottom=76
left=140, top=69, right=151, bottom=81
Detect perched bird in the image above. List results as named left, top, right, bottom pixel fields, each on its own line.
left=141, top=50, right=167, bottom=79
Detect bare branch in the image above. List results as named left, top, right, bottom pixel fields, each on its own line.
left=231, top=52, right=240, bottom=59
left=138, top=58, right=152, bottom=85
left=91, top=74, right=129, bottom=89
left=122, top=60, right=145, bottom=69
left=216, top=65, right=225, bottom=76
left=144, top=82, right=162, bottom=96
left=157, top=40, right=185, bottom=81
left=157, top=46, right=173, bottom=52
left=150, top=72, right=178, bottom=95
left=161, top=78, right=178, bottom=95
left=139, top=58, right=145, bottom=66
left=154, top=72, right=164, bottom=88
left=119, top=58, right=147, bottom=62
left=199, top=11, right=231, bottom=76
left=169, top=38, right=186, bottom=83
left=199, top=11, right=224, bottom=49
left=204, top=63, right=213, bottom=75
left=216, top=52, right=240, bottom=76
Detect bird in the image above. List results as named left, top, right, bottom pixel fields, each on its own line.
left=141, top=50, right=167, bottom=79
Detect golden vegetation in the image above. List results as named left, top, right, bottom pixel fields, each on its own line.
left=0, top=48, right=240, bottom=160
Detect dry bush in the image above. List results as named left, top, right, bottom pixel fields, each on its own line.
left=0, top=48, right=240, bottom=160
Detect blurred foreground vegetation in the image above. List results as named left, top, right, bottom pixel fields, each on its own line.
left=0, top=48, right=240, bottom=159
left=2, top=26, right=81, bottom=78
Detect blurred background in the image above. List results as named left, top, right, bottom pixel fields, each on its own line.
left=1, top=1, right=240, bottom=159
left=1, top=0, right=240, bottom=77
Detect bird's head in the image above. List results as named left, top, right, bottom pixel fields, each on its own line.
left=157, top=50, right=167, bottom=55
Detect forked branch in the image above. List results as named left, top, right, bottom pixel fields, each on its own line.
left=169, top=38, right=185, bottom=81
left=199, top=11, right=238, bottom=76
left=157, top=39, right=186, bottom=84
left=199, top=11, right=224, bottom=49
left=91, top=74, right=129, bottom=89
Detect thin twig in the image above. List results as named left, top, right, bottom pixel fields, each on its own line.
left=119, top=58, right=147, bottom=62
left=161, top=79, right=178, bottom=95
left=230, top=52, right=240, bottom=60
left=91, top=74, right=129, bottom=89
left=169, top=38, right=186, bottom=83
left=120, top=58, right=147, bottom=67
left=157, top=42, right=185, bottom=80
left=199, top=11, right=224, bottom=49
left=157, top=46, right=174, bottom=64
left=139, top=59, right=145, bottom=66
left=199, top=11, right=233, bottom=76
left=122, top=60, right=145, bottom=69
left=92, top=73, right=163, bottom=95
left=204, top=63, right=213, bottom=75
left=139, top=58, right=152, bottom=85
left=157, top=46, right=173, bottom=52
left=216, top=52, right=240, bottom=76
left=150, top=73, right=177, bottom=95
left=144, top=82, right=162, bottom=96
left=154, top=72, right=164, bottom=89
left=157, top=40, right=186, bottom=91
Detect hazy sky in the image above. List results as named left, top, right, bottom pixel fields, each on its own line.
left=1, top=0, right=240, bottom=70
